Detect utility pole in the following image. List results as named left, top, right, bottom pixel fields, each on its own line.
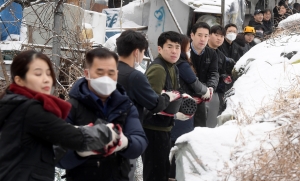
left=52, top=0, right=63, bottom=76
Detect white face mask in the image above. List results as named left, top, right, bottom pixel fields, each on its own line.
left=186, top=51, right=191, bottom=59
left=226, top=33, right=237, bottom=41
left=87, top=71, right=117, bottom=96
left=134, top=51, right=140, bottom=68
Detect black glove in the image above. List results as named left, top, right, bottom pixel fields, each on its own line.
left=78, top=123, right=118, bottom=152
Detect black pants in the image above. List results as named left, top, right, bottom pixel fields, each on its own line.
left=169, top=141, right=176, bottom=178
left=142, top=128, right=171, bottom=181
left=194, top=102, right=207, bottom=127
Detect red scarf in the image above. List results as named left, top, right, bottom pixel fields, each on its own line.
left=9, top=83, right=71, bottom=119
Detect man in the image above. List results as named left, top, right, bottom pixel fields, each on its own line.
left=293, top=3, right=300, bottom=14
left=143, top=31, right=191, bottom=181
left=58, top=47, right=148, bottom=181
left=116, top=30, right=182, bottom=181
left=218, top=23, right=238, bottom=58
left=249, top=9, right=264, bottom=27
left=190, top=22, right=219, bottom=127
left=207, top=25, right=235, bottom=123
left=262, top=9, right=273, bottom=35
left=244, top=26, right=256, bottom=48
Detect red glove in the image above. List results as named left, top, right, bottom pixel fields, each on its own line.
left=202, top=87, right=213, bottom=102
left=192, top=97, right=203, bottom=104
left=102, top=124, right=122, bottom=157
left=223, top=76, right=232, bottom=84
left=157, top=111, right=174, bottom=117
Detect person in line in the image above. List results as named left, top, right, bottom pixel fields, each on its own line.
left=116, top=30, right=181, bottom=181
left=57, top=47, right=148, bottom=181
left=143, top=31, right=191, bottom=181
left=218, top=23, right=238, bottom=59
left=274, top=4, right=292, bottom=27
left=0, top=50, right=120, bottom=181
left=169, top=34, right=209, bottom=180
left=190, top=22, right=219, bottom=127
left=248, top=9, right=264, bottom=27
left=262, top=9, right=274, bottom=35
left=231, top=26, right=256, bottom=63
left=292, top=3, right=300, bottom=14
left=207, top=25, right=236, bottom=124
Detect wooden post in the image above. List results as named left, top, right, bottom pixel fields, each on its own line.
left=0, top=50, right=10, bottom=84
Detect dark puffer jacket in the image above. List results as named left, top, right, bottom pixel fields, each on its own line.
left=0, top=92, right=107, bottom=181
left=231, top=33, right=252, bottom=62
left=58, top=78, right=148, bottom=181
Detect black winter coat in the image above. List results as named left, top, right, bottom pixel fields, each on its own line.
left=231, top=33, right=252, bottom=62
left=0, top=92, right=96, bottom=181
left=58, top=78, right=148, bottom=181
left=117, top=61, right=170, bottom=122
left=190, top=46, right=219, bottom=91
left=218, top=40, right=232, bottom=58
left=176, top=54, right=207, bottom=97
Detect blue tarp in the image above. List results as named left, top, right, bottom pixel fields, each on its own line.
left=0, top=0, right=22, bottom=40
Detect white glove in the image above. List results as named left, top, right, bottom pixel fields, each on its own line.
left=161, top=90, right=181, bottom=102
left=76, top=151, right=98, bottom=157
left=105, top=123, right=120, bottom=148
left=174, top=112, right=192, bottom=121
left=201, top=88, right=210, bottom=99
left=182, top=93, right=192, bottom=99
left=114, top=132, right=128, bottom=153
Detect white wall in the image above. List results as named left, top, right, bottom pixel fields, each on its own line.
left=147, top=0, right=191, bottom=57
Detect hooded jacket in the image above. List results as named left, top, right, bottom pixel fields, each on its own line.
left=57, top=78, right=148, bottom=181
left=0, top=91, right=102, bottom=181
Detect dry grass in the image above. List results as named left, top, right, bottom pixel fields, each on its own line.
left=222, top=84, right=300, bottom=181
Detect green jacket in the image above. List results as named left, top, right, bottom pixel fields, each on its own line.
left=145, top=55, right=178, bottom=94
left=143, top=55, right=179, bottom=132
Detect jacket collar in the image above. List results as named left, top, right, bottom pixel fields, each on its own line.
left=69, top=78, right=131, bottom=114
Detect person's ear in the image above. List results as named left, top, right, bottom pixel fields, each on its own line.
left=14, top=76, right=25, bottom=87
left=84, top=69, right=89, bottom=79
left=158, top=46, right=163, bottom=54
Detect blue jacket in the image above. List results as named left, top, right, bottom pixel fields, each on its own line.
left=57, top=78, right=148, bottom=180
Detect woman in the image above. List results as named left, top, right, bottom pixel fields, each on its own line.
left=274, top=4, right=292, bottom=27
left=169, top=34, right=209, bottom=180
left=0, top=50, right=120, bottom=181
left=262, top=9, right=274, bottom=35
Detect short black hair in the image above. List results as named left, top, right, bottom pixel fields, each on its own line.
left=191, top=22, right=210, bottom=34
left=263, top=8, right=272, bottom=14
left=116, top=30, right=148, bottom=57
left=294, top=3, right=300, bottom=9
left=224, top=23, right=238, bottom=31
left=157, top=31, right=182, bottom=48
left=210, top=25, right=226, bottom=36
left=85, top=47, right=118, bottom=68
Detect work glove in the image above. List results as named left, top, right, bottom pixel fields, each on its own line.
left=182, top=93, right=192, bottom=99
left=202, top=87, right=213, bottom=102
left=192, top=97, right=203, bottom=104
left=161, top=90, right=181, bottom=102
left=112, top=125, right=128, bottom=153
left=77, top=123, right=120, bottom=157
left=174, top=112, right=193, bottom=121
left=201, top=88, right=210, bottom=99
left=156, top=111, right=174, bottom=117
left=223, top=75, right=232, bottom=84
left=101, top=123, right=122, bottom=157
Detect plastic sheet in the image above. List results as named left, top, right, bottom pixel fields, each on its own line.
left=224, top=0, right=246, bottom=32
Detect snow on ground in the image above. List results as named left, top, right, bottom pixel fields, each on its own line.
left=173, top=14, right=300, bottom=180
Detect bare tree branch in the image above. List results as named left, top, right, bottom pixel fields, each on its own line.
left=0, top=0, right=15, bottom=13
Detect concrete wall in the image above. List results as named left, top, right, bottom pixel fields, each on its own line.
left=147, top=0, right=191, bottom=57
